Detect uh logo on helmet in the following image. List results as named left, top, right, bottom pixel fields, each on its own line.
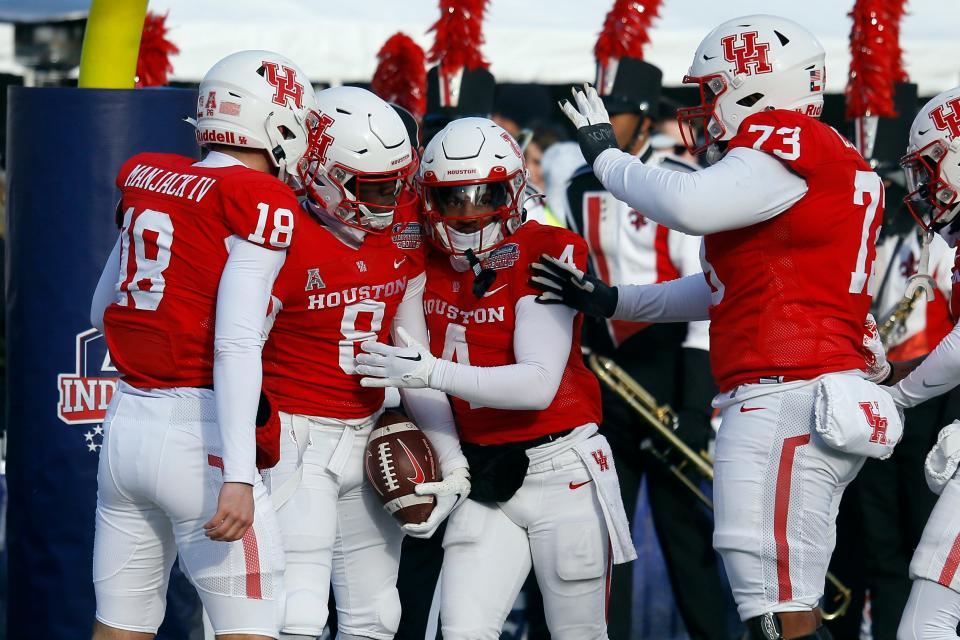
left=676, top=15, right=825, bottom=161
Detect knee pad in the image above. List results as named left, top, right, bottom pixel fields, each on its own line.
left=337, top=588, right=401, bottom=639
left=282, top=584, right=329, bottom=636
left=377, top=588, right=402, bottom=635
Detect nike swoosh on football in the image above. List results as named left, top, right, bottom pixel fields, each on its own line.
left=703, top=54, right=717, bottom=60
left=393, top=258, right=407, bottom=269
left=918, top=129, right=931, bottom=136
left=399, top=440, right=426, bottom=484
left=569, top=480, right=593, bottom=490
left=739, top=404, right=764, bottom=413
left=397, top=354, right=422, bottom=362
left=483, top=284, right=507, bottom=298
left=922, top=379, right=947, bottom=388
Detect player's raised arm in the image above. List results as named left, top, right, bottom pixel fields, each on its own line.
left=562, top=84, right=808, bottom=236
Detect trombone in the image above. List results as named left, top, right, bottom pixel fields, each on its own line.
left=587, top=352, right=852, bottom=621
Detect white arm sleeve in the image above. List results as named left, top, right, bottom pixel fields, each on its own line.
left=429, top=296, right=575, bottom=411
left=891, top=320, right=960, bottom=407
left=593, top=146, right=808, bottom=235
left=670, top=233, right=711, bottom=351
left=393, top=272, right=469, bottom=475
left=613, top=274, right=712, bottom=323
left=214, top=237, right=285, bottom=484
left=91, top=236, right=122, bottom=331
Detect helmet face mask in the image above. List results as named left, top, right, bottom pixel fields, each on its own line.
left=900, top=89, right=960, bottom=236
left=417, top=117, right=527, bottom=258
left=423, top=179, right=523, bottom=256
left=676, top=74, right=729, bottom=156
left=296, top=86, right=417, bottom=234
left=901, top=140, right=959, bottom=231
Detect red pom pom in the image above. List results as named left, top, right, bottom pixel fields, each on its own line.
left=595, top=0, right=662, bottom=65
left=845, top=0, right=908, bottom=119
left=372, top=33, right=427, bottom=120
left=427, top=0, right=490, bottom=75
left=136, top=12, right=179, bottom=88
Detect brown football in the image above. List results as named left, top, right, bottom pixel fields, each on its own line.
left=365, top=411, right=438, bottom=524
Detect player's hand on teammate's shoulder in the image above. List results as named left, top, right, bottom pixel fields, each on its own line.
left=529, top=253, right=618, bottom=318
left=204, top=481, right=255, bottom=542
left=355, top=327, right=437, bottom=389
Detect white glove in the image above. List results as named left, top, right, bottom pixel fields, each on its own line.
left=559, top=84, right=618, bottom=166
left=356, top=326, right=437, bottom=389
left=863, top=313, right=891, bottom=384
left=401, top=467, right=471, bottom=539
left=560, top=83, right=612, bottom=128
left=925, top=421, right=960, bottom=495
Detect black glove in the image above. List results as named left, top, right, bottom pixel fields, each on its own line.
left=528, top=254, right=618, bottom=318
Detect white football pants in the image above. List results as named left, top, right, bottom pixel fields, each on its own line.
left=897, top=473, right=960, bottom=639
left=440, top=441, right=612, bottom=640
left=266, top=411, right=403, bottom=639
left=713, top=381, right=865, bottom=620
left=93, top=384, right=285, bottom=636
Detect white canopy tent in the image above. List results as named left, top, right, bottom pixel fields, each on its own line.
left=0, top=0, right=957, bottom=95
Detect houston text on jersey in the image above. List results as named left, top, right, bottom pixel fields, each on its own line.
left=307, top=277, right=409, bottom=310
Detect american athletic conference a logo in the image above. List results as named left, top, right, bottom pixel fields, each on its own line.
left=721, top=31, right=773, bottom=76
left=57, top=328, right=119, bottom=452
left=930, top=97, right=960, bottom=141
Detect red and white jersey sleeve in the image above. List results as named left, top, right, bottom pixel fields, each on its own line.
left=704, top=111, right=882, bottom=391
left=103, top=152, right=301, bottom=388
left=218, top=173, right=298, bottom=251
left=423, top=221, right=602, bottom=445
left=262, top=204, right=426, bottom=419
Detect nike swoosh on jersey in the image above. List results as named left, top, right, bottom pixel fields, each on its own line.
left=922, top=379, right=947, bottom=388
left=399, top=440, right=426, bottom=484
left=569, top=480, right=593, bottom=490
left=739, top=404, right=764, bottom=413
left=394, top=258, right=407, bottom=269
left=397, top=354, right=422, bottom=362
left=483, top=284, right=508, bottom=298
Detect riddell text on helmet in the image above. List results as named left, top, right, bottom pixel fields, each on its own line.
left=195, top=128, right=249, bottom=146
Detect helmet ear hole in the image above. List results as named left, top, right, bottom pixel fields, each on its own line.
left=736, top=93, right=764, bottom=108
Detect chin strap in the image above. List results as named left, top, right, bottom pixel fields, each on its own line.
left=464, top=248, right=497, bottom=299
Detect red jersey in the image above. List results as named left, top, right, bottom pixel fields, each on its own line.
left=262, top=205, right=426, bottom=418
left=104, top=152, right=299, bottom=388
left=423, top=221, right=602, bottom=445
left=705, top=111, right=882, bottom=392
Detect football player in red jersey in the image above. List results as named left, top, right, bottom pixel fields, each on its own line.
left=259, top=86, right=469, bottom=640
left=88, top=51, right=317, bottom=639
left=870, top=88, right=960, bottom=639
left=532, top=16, right=899, bottom=640
left=354, top=118, right=635, bottom=640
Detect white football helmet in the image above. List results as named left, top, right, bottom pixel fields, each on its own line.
left=418, top=117, right=527, bottom=257
left=195, top=50, right=317, bottom=186
left=900, top=88, right=960, bottom=233
left=299, top=86, right=416, bottom=233
left=676, top=15, right=826, bottom=157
